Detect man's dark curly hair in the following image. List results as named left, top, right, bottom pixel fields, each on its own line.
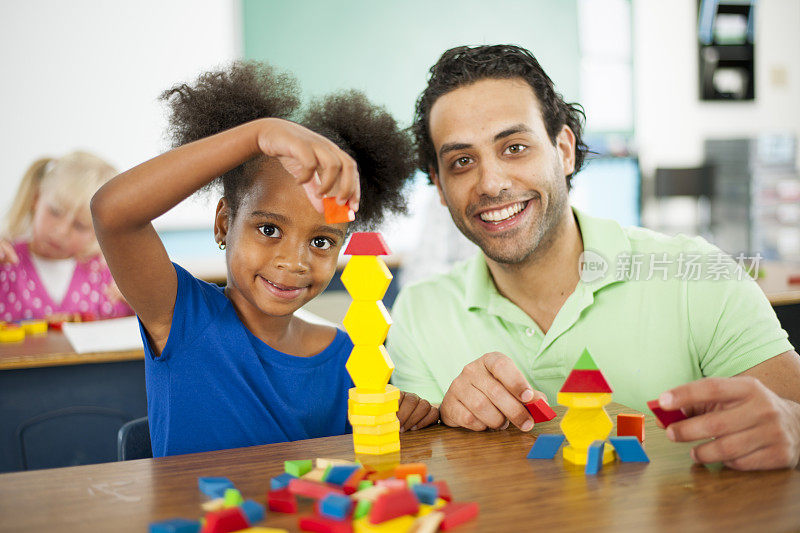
left=413, top=44, right=589, bottom=190
left=160, top=61, right=415, bottom=230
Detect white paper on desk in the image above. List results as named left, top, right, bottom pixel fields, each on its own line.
left=62, top=316, right=143, bottom=354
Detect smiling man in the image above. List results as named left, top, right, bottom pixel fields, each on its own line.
left=387, top=44, right=800, bottom=470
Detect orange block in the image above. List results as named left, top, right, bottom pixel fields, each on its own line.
left=323, top=197, right=355, bottom=224
left=393, top=463, right=427, bottom=480
left=617, top=413, right=645, bottom=442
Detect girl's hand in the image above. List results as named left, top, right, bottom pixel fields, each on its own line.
left=397, top=391, right=440, bottom=432
left=257, top=118, right=360, bottom=213
left=0, top=240, right=19, bottom=265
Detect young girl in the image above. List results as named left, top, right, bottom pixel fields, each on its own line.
left=0, top=151, right=132, bottom=322
left=91, top=61, right=439, bottom=457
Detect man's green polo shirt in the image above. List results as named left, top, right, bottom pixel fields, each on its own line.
left=387, top=209, right=793, bottom=413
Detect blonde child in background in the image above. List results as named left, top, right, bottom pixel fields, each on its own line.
left=0, top=151, right=132, bottom=322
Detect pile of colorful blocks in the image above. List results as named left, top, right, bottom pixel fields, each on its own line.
left=0, top=319, right=47, bottom=342
left=149, top=458, right=479, bottom=532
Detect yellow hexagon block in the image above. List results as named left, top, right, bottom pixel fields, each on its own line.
left=557, top=392, right=612, bottom=409
left=343, top=301, right=392, bottom=345
left=342, top=256, right=393, bottom=301
left=352, top=431, right=400, bottom=446
left=353, top=440, right=401, bottom=456
left=354, top=515, right=415, bottom=533
left=349, top=412, right=398, bottom=426
left=348, top=399, right=399, bottom=416
left=352, top=419, right=400, bottom=435
left=349, top=385, right=400, bottom=403
left=346, top=345, right=394, bottom=391
left=560, top=407, right=613, bottom=451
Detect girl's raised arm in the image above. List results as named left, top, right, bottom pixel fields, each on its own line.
left=91, top=118, right=358, bottom=353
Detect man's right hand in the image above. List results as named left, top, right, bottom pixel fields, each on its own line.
left=440, top=352, right=548, bottom=432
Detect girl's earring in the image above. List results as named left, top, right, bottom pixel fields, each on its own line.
left=218, top=242, right=226, bottom=250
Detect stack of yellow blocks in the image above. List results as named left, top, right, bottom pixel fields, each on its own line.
left=341, top=233, right=400, bottom=456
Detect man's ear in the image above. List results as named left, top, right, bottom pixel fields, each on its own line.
left=430, top=166, right=448, bottom=207
left=556, top=125, right=576, bottom=177
left=214, top=197, right=230, bottom=246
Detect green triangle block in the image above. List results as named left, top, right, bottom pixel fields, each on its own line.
left=573, top=348, right=599, bottom=370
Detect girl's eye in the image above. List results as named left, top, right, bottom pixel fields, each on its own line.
left=311, top=236, right=333, bottom=250
left=452, top=156, right=473, bottom=169
left=259, top=224, right=281, bottom=238
left=504, top=144, right=527, bottom=155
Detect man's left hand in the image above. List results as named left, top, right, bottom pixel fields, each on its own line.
left=659, top=376, right=800, bottom=470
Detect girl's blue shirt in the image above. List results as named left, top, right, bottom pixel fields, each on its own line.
left=140, top=263, right=353, bottom=457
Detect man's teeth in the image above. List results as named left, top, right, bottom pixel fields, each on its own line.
left=479, top=201, right=526, bottom=222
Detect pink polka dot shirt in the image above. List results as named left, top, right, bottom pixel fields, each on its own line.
left=0, top=241, right=133, bottom=322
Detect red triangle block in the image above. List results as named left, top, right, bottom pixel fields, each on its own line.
left=368, top=489, right=419, bottom=524
left=344, top=232, right=392, bottom=256
left=559, top=369, right=612, bottom=393
left=201, top=507, right=249, bottom=533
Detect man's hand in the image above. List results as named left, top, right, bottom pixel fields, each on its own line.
left=396, top=391, right=439, bottom=432
left=440, top=352, right=548, bottom=432
left=659, top=376, right=800, bottom=470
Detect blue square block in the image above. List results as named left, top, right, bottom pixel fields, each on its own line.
left=240, top=499, right=265, bottom=524
left=197, top=477, right=235, bottom=498
left=609, top=436, right=650, bottom=463
left=325, top=464, right=361, bottom=485
left=585, top=440, right=605, bottom=475
left=149, top=518, right=200, bottom=533
left=411, top=483, right=439, bottom=505
left=319, top=493, right=353, bottom=521
left=270, top=472, right=297, bottom=490
left=527, top=433, right=566, bottom=459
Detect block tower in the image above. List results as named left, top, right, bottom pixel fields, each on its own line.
left=558, top=348, right=616, bottom=465
left=341, top=232, right=400, bottom=457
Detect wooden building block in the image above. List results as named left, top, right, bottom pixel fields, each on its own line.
left=585, top=440, right=606, bottom=475
left=368, top=489, right=419, bottom=524
left=438, top=502, right=479, bottom=531
left=353, top=441, right=401, bottom=455
left=222, top=488, right=243, bottom=507
left=647, top=399, right=689, bottom=428
left=430, top=481, right=452, bottom=502
left=319, top=493, right=354, bottom=521
left=200, top=507, right=249, bottom=533
left=343, top=301, right=393, bottom=346
left=352, top=432, right=400, bottom=447
left=240, top=500, right=265, bottom=524
left=149, top=518, right=201, bottom=533
left=526, top=433, right=566, bottom=459
left=354, top=499, right=372, bottom=519
left=19, top=319, right=47, bottom=335
left=285, top=460, right=313, bottom=478
left=524, top=398, right=557, bottom=423
left=0, top=325, right=25, bottom=343
left=556, top=392, right=612, bottom=409
left=609, top=436, right=650, bottom=462
left=349, top=412, right=398, bottom=427
left=349, top=385, right=400, bottom=404
left=323, top=197, right=355, bottom=224
left=345, top=345, right=395, bottom=392
left=270, top=473, right=297, bottom=491
left=617, top=413, right=645, bottom=442
left=560, top=407, right=613, bottom=451
left=354, top=515, right=415, bottom=532
left=341, top=256, right=392, bottom=301
left=562, top=444, right=615, bottom=466
left=267, top=488, right=297, bottom=514
left=298, top=514, right=354, bottom=533
left=198, top=477, right=235, bottom=499
left=560, top=369, right=613, bottom=393
left=288, top=478, right=345, bottom=500
left=348, top=399, right=399, bottom=417
left=393, top=463, right=427, bottom=480
left=351, top=419, right=400, bottom=436
left=316, top=458, right=357, bottom=470
left=410, top=510, right=444, bottom=533
left=344, top=232, right=392, bottom=256
left=325, top=465, right=362, bottom=486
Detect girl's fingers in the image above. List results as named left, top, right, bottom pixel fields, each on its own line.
left=0, top=241, right=19, bottom=264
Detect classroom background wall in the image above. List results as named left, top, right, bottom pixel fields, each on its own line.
left=0, top=0, right=240, bottom=229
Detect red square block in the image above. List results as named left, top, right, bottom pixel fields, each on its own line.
left=323, top=197, right=355, bottom=224
left=617, top=413, right=645, bottom=442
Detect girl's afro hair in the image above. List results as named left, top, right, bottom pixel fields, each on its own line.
left=160, top=60, right=416, bottom=229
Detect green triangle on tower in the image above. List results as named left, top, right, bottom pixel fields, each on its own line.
left=573, top=348, right=599, bottom=370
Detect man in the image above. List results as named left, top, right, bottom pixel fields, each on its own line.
left=387, top=44, right=800, bottom=470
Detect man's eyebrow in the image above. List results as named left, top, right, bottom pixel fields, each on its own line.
left=250, top=210, right=289, bottom=223
left=438, top=142, right=472, bottom=160
left=438, top=124, right=534, bottom=160
left=493, top=124, right=532, bottom=142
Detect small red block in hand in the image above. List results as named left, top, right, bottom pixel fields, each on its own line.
left=524, top=398, right=557, bottom=423
left=647, top=399, right=689, bottom=428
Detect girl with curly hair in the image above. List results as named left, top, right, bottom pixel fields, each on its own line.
left=91, top=62, right=438, bottom=457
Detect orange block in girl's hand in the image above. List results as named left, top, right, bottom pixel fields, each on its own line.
left=617, top=412, right=645, bottom=442
left=323, top=197, right=355, bottom=224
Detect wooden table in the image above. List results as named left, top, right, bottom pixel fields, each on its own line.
left=0, top=331, right=146, bottom=473
left=0, top=403, right=798, bottom=532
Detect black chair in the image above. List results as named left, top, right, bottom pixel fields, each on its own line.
left=117, top=416, right=152, bottom=461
